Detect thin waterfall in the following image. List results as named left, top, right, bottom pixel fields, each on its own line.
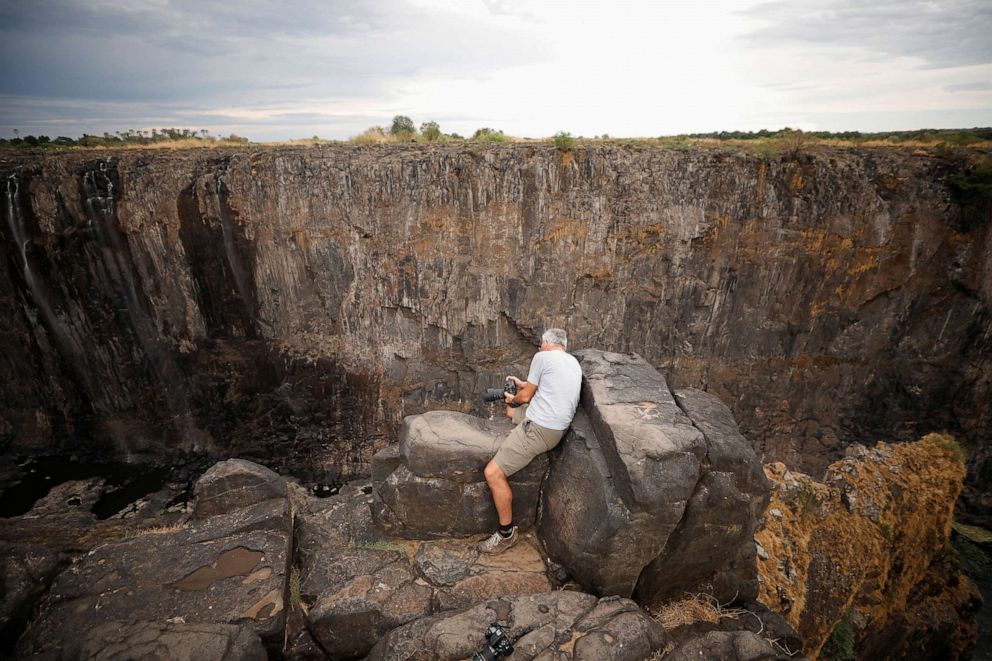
left=5, top=174, right=66, bottom=348
left=81, top=160, right=197, bottom=445
left=5, top=172, right=104, bottom=411
left=213, top=171, right=256, bottom=326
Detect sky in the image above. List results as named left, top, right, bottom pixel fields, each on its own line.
left=0, top=0, right=990, bottom=141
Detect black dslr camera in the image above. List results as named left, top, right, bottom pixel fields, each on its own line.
left=471, top=623, right=514, bottom=661
left=483, top=378, right=519, bottom=407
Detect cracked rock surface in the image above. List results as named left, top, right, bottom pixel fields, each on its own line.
left=366, top=591, right=667, bottom=661
left=297, top=481, right=552, bottom=660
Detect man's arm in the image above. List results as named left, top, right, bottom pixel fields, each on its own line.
left=505, top=376, right=536, bottom=405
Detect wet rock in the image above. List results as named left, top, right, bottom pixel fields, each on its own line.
left=540, top=350, right=768, bottom=603
left=366, top=592, right=668, bottom=661
left=193, top=458, right=287, bottom=518
left=372, top=411, right=547, bottom=538
left=17, top=494, right=292, bottom=658
left=73, top=620, right=267, bottom=661
left=1, top=146, right=989, bottom=524
left=22, top=478, right=105, bottom=520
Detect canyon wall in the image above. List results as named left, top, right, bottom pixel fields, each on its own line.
left=0, top=145, right=989, bottom=500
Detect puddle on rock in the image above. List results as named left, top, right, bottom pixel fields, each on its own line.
left=172, top=547, right=264, bottom=591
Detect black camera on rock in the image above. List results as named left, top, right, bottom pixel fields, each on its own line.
left=483, top=378, right=518, bottom=406
left=471, top=623, right=514, bottom=661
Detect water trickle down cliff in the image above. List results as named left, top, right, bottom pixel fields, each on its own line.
left=0, top=145, right=989, bottom=493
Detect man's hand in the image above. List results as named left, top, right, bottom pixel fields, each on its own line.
left=506, top=377, right=537, bottom=405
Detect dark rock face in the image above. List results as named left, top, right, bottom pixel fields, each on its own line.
left=540, top=350, right=768, bottom=604
left=371, top=411, right=547, bottom=538
left=1, top=145, right=988, bottom=505
left=365, top=592, right=668, bottom=661
left=0, top=542, right=67, bottom=654
left=193, top=457, right=287, bottom=518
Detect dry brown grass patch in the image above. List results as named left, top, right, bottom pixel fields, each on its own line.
left=651, top=592, right=749, bottom=630
left=132, top=521, right=188, bottom=536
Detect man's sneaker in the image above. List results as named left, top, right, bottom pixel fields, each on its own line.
left=479, top=527, right=518, bottom=554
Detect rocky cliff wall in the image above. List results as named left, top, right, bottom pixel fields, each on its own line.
left=755, top=435, right=980, bottom=659
left=1, top=145, right=989, bottom=493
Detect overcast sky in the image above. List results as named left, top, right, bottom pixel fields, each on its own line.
left=1, top=0, right=990, bottom=140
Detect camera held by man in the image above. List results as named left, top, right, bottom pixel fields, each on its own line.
left=482, top=377, right=519, bottom=407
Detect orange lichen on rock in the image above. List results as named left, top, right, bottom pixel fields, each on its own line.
left=755, top=434, right=980, bottom=659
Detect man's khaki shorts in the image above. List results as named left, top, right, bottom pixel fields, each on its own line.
left=492, top=405, right=566, bottom=477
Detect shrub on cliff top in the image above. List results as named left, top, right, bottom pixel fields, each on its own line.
left=924, top=433, right=967, bottom=463
left=471, top=127, right=507, bottom=143
left=420, top=121, right=441, bottom=142
left=553, top=131, right=575, bottom=151
left=390, top=115, right=416, bottom=136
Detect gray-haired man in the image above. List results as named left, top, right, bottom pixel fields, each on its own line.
left=480, top=328, right=582, bottom=554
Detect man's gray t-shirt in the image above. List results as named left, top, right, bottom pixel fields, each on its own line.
left=525, top=350, right=582, bottom=431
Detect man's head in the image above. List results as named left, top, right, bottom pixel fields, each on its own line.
left=541, top=328, right=568, bottom=351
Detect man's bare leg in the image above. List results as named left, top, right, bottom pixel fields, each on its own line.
left=483, top=460, right=513, bottom=526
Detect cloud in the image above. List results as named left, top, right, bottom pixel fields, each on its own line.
left=944, top=81, right=992, bottom=92
left=740, top=0, right=992, bottom=69
left=0, top=0, right=544, bottom=134
left=0, top=0, right=989, bottom=139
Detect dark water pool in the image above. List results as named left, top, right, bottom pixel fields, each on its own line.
left=0, top=456, right=173, bottom=519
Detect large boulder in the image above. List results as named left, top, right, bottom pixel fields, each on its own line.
left=635, top=387, right=770, bottom=603
left=371, top=411, right=547, bottom=538
left=193, top=458, right=287, bottom=518
left=17, top=464, right=292, bottom=659
left=540, top=350, right=769, bottom=604
left=366, top=592, right=668, bottom=661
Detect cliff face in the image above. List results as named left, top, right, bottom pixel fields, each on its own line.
left=755, top=435, right=980, bottom=659
left=0, top=145, right=989, bottom=486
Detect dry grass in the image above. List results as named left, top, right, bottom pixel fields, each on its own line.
left=648, top=593, right=803, bottom=659
left=650, top=592, right=750, bottom=630
left=131, top=520, right=188, bottom=536
left=51, top=139, right=254, bottom=151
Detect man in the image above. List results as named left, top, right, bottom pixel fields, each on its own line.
left=480, top=328, right=582, bottom=554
